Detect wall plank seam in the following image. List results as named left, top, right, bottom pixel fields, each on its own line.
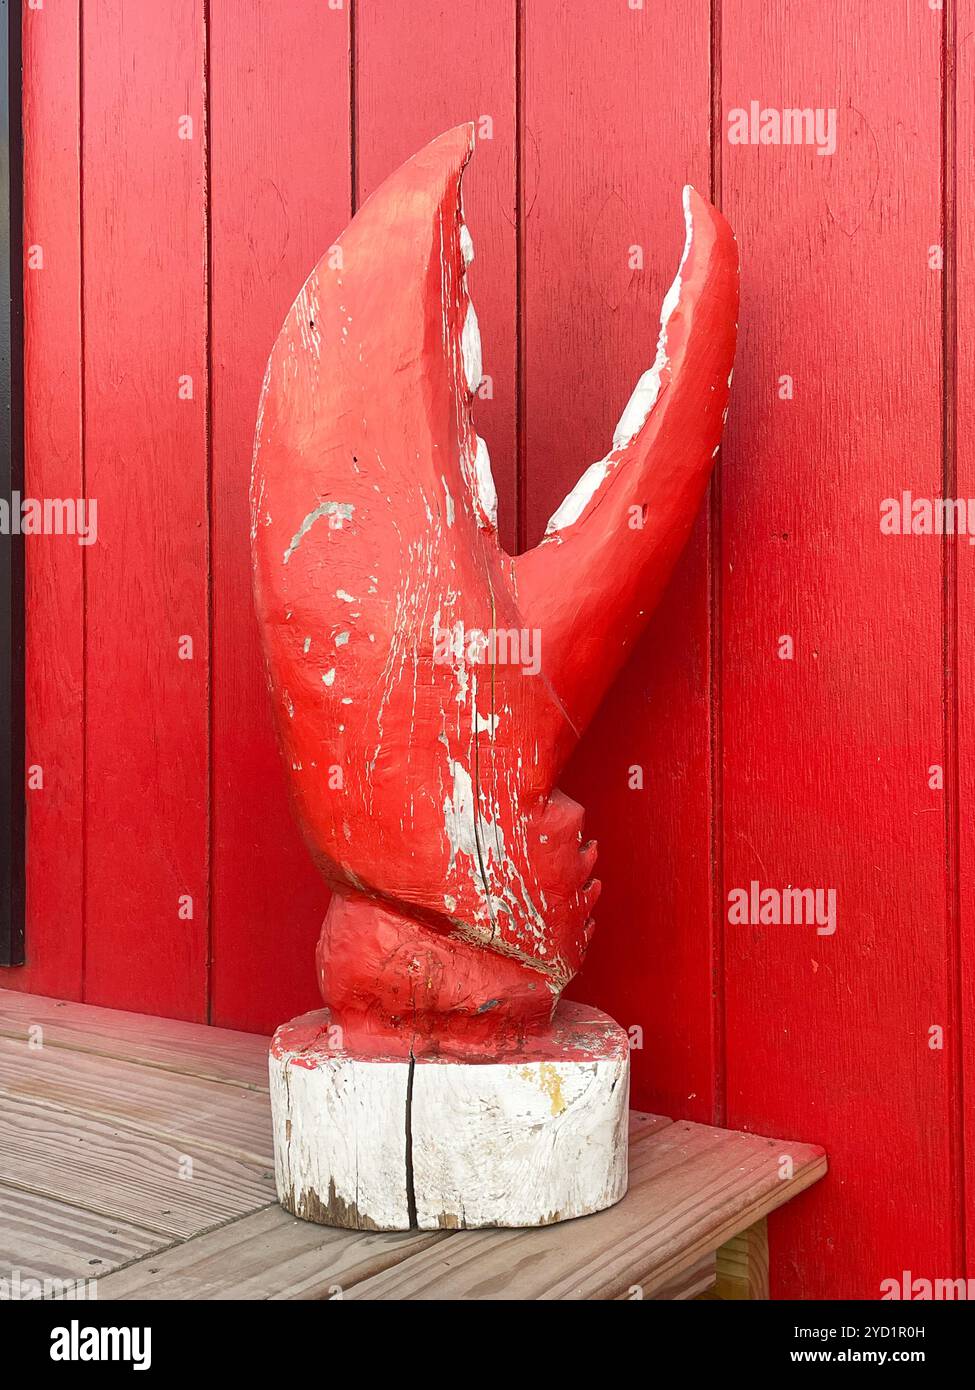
left=709, top=0, right=727, bottom=1131
left=942, top=0, right=966, bottom=1277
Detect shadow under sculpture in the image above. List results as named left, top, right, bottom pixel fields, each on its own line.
left=251, top=125, right=739, bottom=1230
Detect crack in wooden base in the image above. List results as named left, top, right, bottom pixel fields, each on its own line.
left=269, top=1001, right=630, bottom=1231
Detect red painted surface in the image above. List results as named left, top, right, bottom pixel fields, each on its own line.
left=251, top=128, right=736, bottom=1056
left=7, top=0, right=973, bottom=1296
left=207, top=1, right=350, bottom=1034
left=81, top=0, right=211, bottom=1019
left=20, top=0, right=83, bottom=998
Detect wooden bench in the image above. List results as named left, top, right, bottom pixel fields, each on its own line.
left=0, top=989, right=826, bottom=1300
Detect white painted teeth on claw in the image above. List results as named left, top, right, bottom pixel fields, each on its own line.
left=474, top=435, right=498, bottom=528
left=545, top=188, right=696, bottom=538
left=459, top=222, right=475, bottom=267
left=612, top=184, right=694, bottom=452
left=461, top=301, right=482, bottom=395
left=455, top=208, right=497, bottom=529
left=545, top=460, right=610, bottom=536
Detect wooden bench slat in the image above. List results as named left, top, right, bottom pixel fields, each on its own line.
left=0, top=1183, right=166, bottom=1284
left=0, top=1092, right=276, bottom=1239
left=0, top=990, right=270, bottom=1090
left=95, top=1203, right=447, bottom=1300
left=0, top=1035, right=274, bottom=1165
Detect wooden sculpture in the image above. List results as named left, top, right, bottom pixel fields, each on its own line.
left=252, top=125, right=738, bottom=1230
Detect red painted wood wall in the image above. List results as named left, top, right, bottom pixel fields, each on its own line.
left=6, top=0, right=973, bottom=1298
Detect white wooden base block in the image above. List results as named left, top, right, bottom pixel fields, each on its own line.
left=270, top=1001, right=630, bottom=1230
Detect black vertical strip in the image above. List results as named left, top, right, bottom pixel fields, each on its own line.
left=0, top=0, right=25, bottom=967
left=708, top=0, right=725, bottom=1128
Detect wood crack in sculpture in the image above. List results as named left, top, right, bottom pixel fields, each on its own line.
left=252, top=124, right=738, bottom=1230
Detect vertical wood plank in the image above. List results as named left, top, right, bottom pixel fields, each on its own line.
left=720, top=0, right=954, bottom=1296
left=712, top=1218, right=769, bottom=1300
left=954, top=0, right=975, bottom=1278
left=4, top=0, right=84, bottom=997
left=208, top=0, right=351, bottom=1032
left=523, top=0, right=716, bottom=1118
left=354, top=0, right=517, bottom=550
left=82, top=0, right=209, bottom=1019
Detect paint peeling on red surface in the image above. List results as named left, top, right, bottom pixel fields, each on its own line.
left=251, top=126, right=738, bottom=1058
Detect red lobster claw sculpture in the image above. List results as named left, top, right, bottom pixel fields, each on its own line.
left=254, top=126, right=737, bottom=1230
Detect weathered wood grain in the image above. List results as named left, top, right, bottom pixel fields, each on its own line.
left=0, top=1035, right=273, bottom=1164
left=95, top=1204, right=444, bottom=1301
left=0, top=1091, right=275, bottom=1240
left=0, top=990, right=270, bottom=1089
left=712, top=1218, right=769, bottom=1301
left=647, top=1252, right=716, bottom=1301
left=719, top=1, right=951, bottom=1298
left=0, top=1183, right=164, bottom=1284
left=80, top=0, right=210, bottom=1018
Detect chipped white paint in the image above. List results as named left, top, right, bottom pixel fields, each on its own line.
left=459, top=222, right=475, bottom=267
left=283, top=501, right=354, bottom=563
left=443, top=761, right=487, bottom=869
left=610, top=186, right=693, bottom=452
left=270, top=1004, right=629, bottom=1230
left=322, top=668, right=336, bottom=686
left=411, top=1044, right=629, bottom=1227
left=270, top=1038, right=410, bottom=1230
left=335, top=589, right=355, bottom=603
left=474, top=709, right=500, bottom=736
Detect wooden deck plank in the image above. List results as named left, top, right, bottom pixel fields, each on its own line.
left=95, top=1204, right=446, bottom=1300
left=0, top=1093, right=275, bottom=1239
left=0, top=990, right=270, bottom=1089
left=0, top=1036, right=273, bottom=1165
left=0, top=1184, right=166, bottom=1285
left=345, top=1121, right=826, bottom=1300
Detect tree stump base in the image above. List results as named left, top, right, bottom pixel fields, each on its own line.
left=269, top=1000, right=630, bottom=1231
